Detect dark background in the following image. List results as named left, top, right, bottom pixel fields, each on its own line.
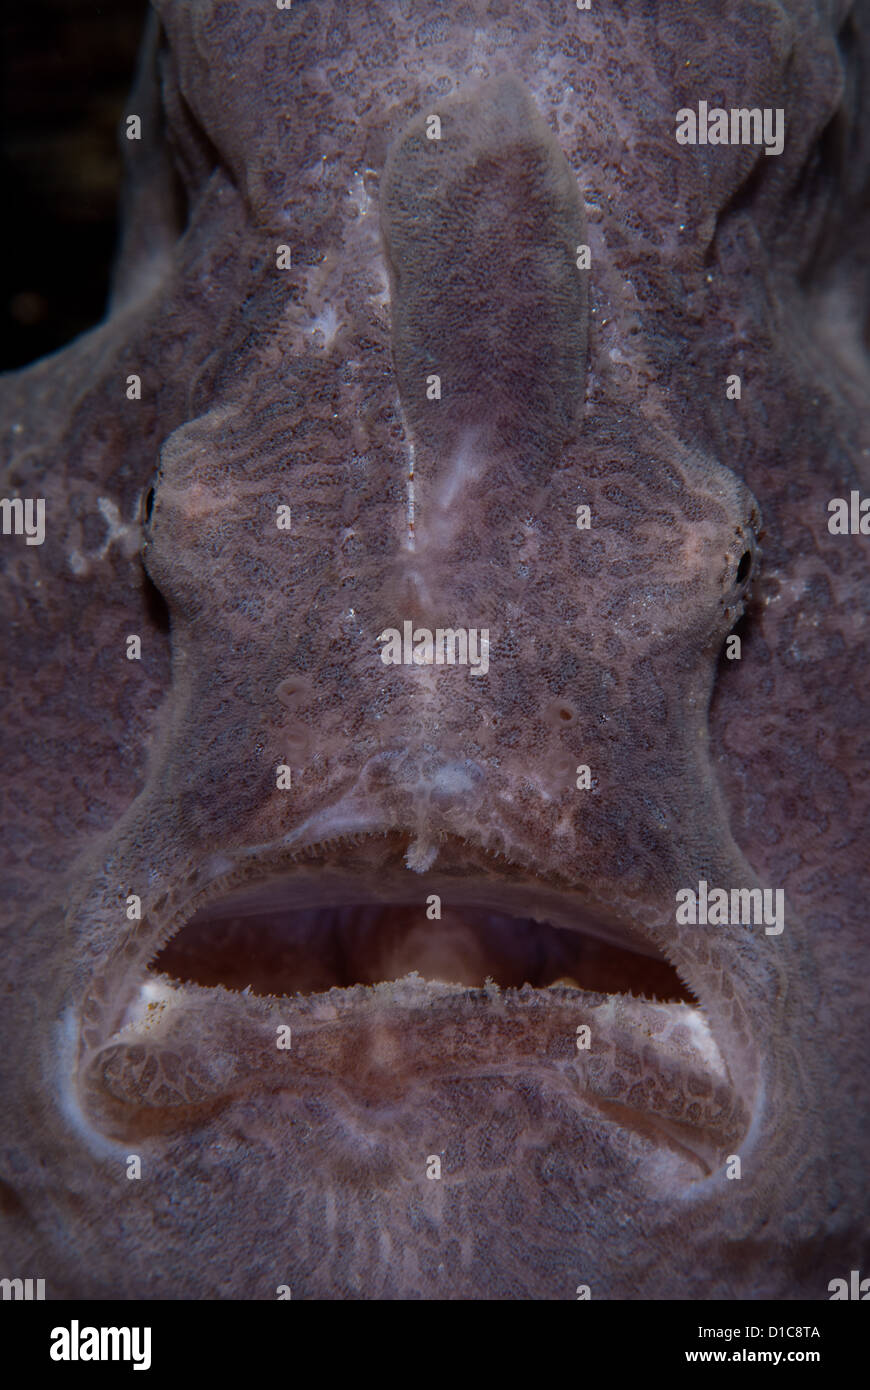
left=1, top=0, right=149, bottom=371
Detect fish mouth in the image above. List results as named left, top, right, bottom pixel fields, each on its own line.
left=77, top=832, right=752, bottom=1178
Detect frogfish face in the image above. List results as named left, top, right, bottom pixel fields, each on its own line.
left=2, top=0, right=867, bottom=1300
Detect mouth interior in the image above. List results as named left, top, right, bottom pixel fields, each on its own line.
left=154, top=893, right=694, bottom=1004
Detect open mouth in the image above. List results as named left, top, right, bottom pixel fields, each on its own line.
left=78, top=836, right=750, bottom=1175
left=154, top=888, right=695, bottom=1000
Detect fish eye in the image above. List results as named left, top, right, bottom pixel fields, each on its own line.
left=141, top=470, right=161, bottom=527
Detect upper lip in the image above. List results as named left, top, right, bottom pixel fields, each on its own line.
left=76, top=830, right=755, bottom=1175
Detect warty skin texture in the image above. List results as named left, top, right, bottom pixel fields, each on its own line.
left=0, top=0, right=868, bottom=1298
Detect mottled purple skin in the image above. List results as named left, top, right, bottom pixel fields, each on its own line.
left=0, top=0, right=868, bottom=1298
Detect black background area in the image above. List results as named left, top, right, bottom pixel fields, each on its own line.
left=1, top=0, right=149, bottom=371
